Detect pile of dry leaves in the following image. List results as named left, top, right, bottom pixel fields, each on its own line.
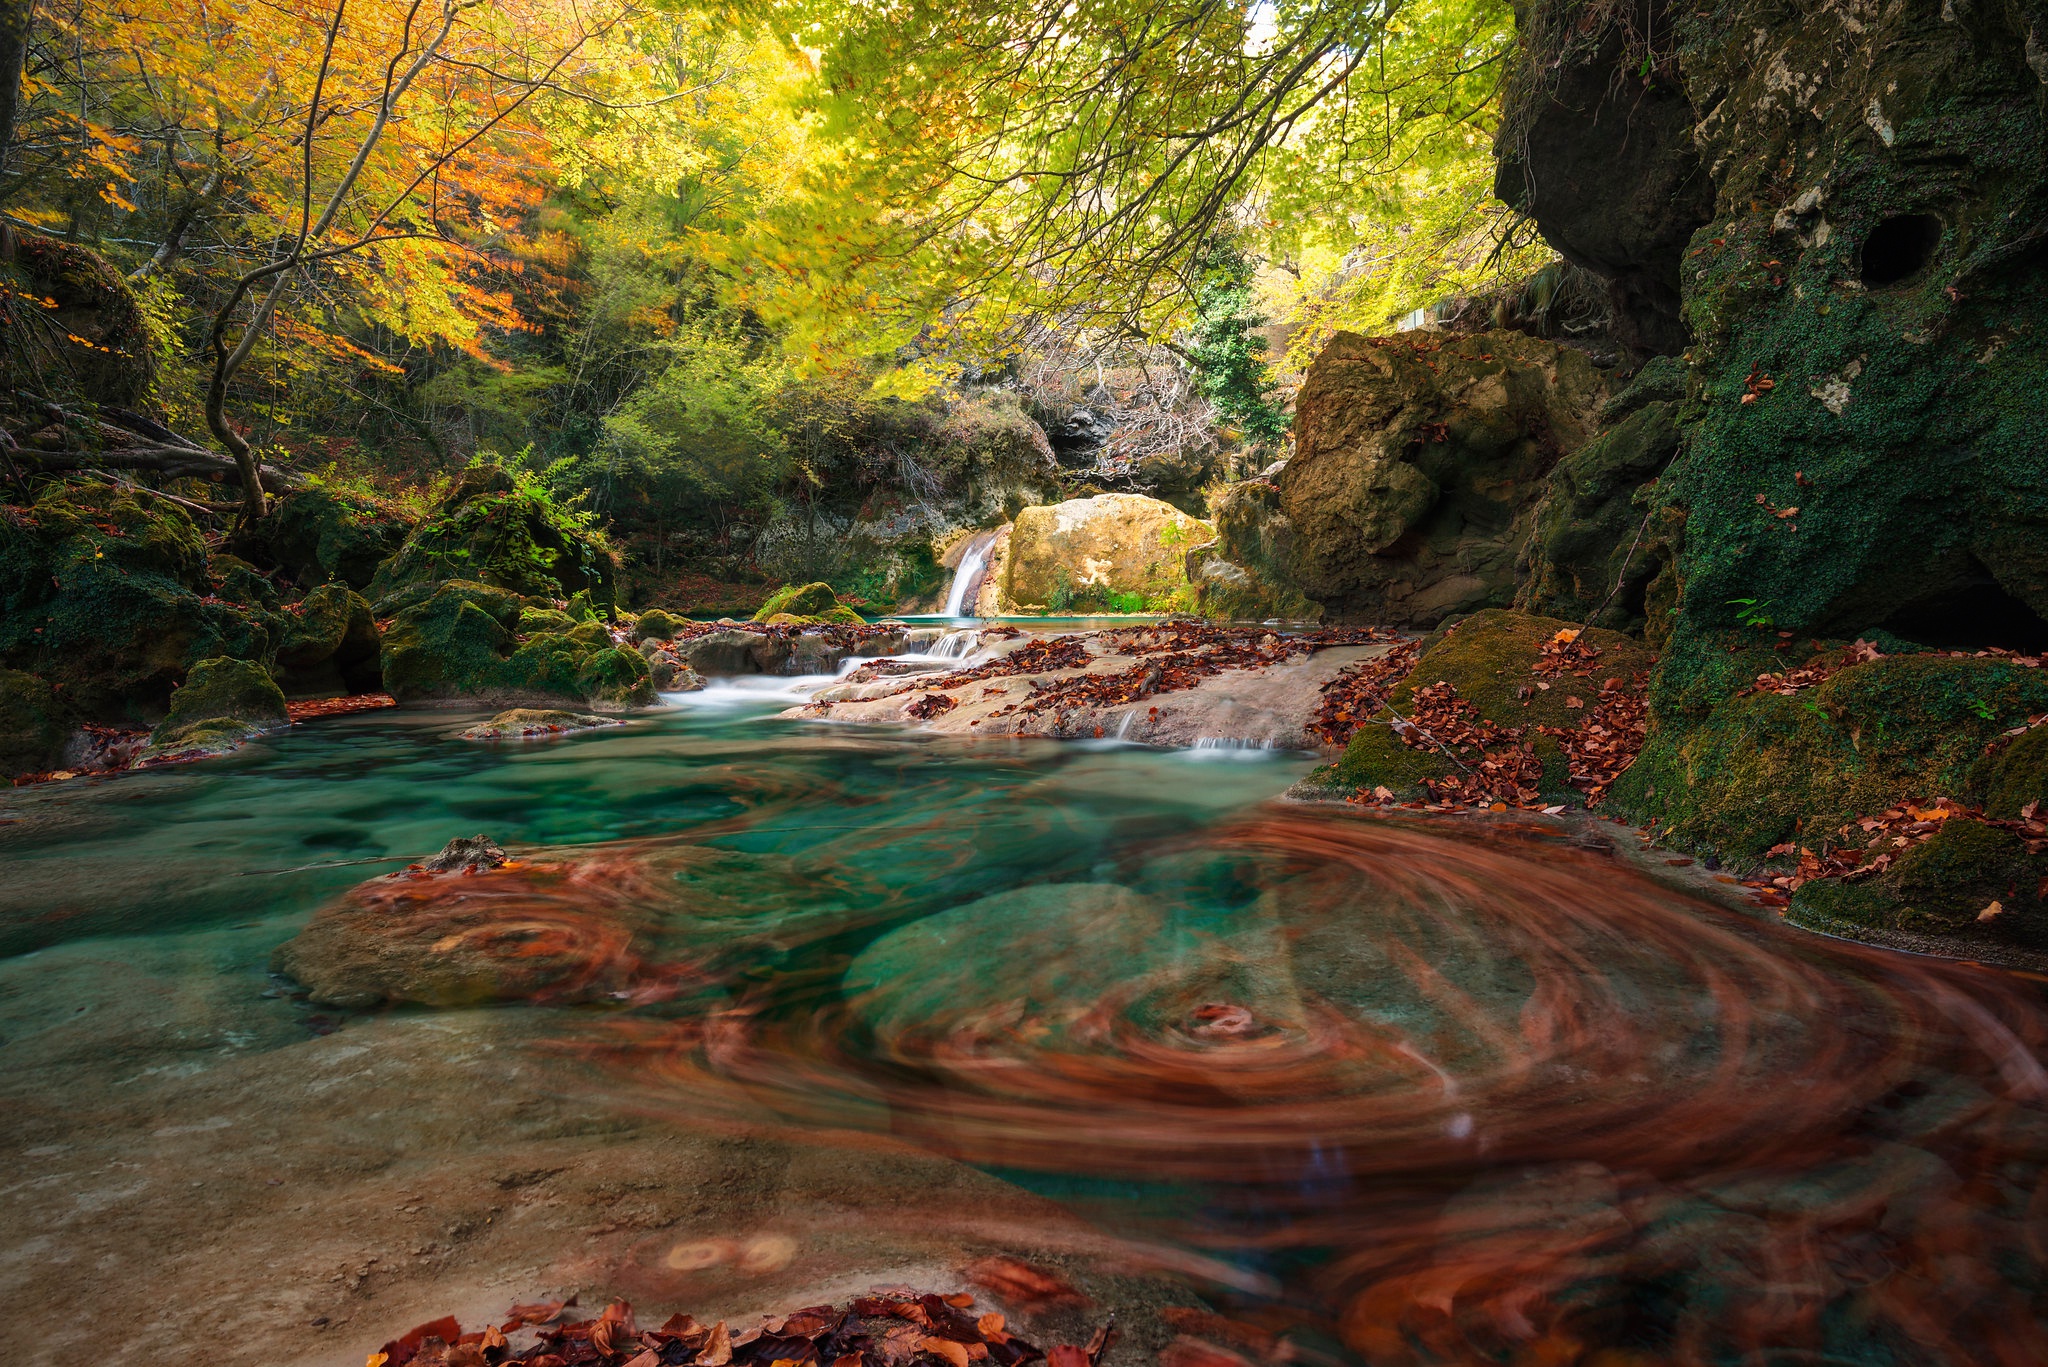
left=366, top=1290, right=1117, bottom=1367
left=1738, top=798, right=2048, bottom=907
left=1308, top=641, right=1420, bottom=746
left=1535, top=674, right=1650, bottom=804
left=1400, top=682, right=1546, bottom=809
left=288, top=693, right=397, bottom=721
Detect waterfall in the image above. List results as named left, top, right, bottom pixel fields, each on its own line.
left=943, top=532, right=996, bottom=618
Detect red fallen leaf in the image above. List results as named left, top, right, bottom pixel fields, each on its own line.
left=963, top=1257, right=1089, bottom=1311
left=622, top=1353, right=662, bottom=1367
left=381, top=1317, right=463, bottom=1367
left=1045, top=1349, right=1091, bottom=1367
left=699, top=1320, right=734, bottom=1365
left=925, top=1337, right=973, bottom=1367
left=661, top=1314, right=707, bottom=1338
left=1083, top=1318, right=1118, bottom=1366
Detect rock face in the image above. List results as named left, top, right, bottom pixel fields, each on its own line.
left=0, top=669, right=65, bottom=775
left=998, top=494, right=1214, bottom=612
left=1493, top=0, right=1714, bottom=355
left=1188, top=478, right=1322, bottom=623
left=1281, top=330, right=1607, bottom=627
left=275, top=583, right=382, bottom=694
left=370, top=464, right=618, bottom=609
left=1516, top=357, right=1688, bottom=641
left=0, top=232, right=156, bottom=405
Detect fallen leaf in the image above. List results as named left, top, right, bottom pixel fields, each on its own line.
left=1565, top=696, right=1584, bottom=709
left=1979, top=900, right=2006, bottom=922
left=925, top=1337, right=972, bottom=1367
left=1046, top=1350, right=1091, bottom=1367
left=977, top=1314, right=1006, bottom=1338
left=699, top=1321, right=732, bottom=1366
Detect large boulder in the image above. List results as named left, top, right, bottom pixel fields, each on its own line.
left=0, top=484, right=282, bottom=717
left=1188, top=476, right=1322, bottom=623
left=0, top=232, right=156, bottom=405
left=1281, top=330, right=1607, bottom=627
left=255, top=487, right=410, bottom=590
left=379, top=580, right=652, bottom=709
left=752, top=581, right=862, bottom=624
left=368, top=464, right=618, bottom=608
left=998, top=493, right=1214, bottom=612
left=143, top=657, right=289, bottom=761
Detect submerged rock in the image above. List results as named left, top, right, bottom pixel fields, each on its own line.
left=419, top=833, right=510, bottom=873
left=458, top=709, right=623, bottom=741
left=998, top=493, right=1213, bottom=612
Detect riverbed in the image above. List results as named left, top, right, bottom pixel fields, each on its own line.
left=4, top=680, right=2047, bottom=1366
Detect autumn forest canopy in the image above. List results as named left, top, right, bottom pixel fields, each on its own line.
left=0, top=0, right=1541, bottom=593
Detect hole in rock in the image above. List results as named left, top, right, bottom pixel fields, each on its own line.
left=1860, top=214, right=1942, bottom=287
left=1875, top=568, right=2048, bottom=655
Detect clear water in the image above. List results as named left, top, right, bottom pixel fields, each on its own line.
left=5, top=692, right=2048, bottom=1364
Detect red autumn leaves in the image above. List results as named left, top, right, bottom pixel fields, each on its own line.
left=367, top=1287, right=1118, bottom=1367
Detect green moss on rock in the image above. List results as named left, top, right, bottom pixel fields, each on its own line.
left=380, top=581, right=650, bottom=707
left=145, top=657, right=287, bottom=759
left=276, top=585, right=381, bottom=692
left=368, top=465, right=617, bottom=606
left=1323, top=609, right=1656, bottom=800
left=755, top=582, right=841, bottom=620
left=1794, top=819, right=2048, bottom=949
left=1617, top=655, right=2048, bottom=862
left=630, top=608, right=684, bottom=641
left=258, top=488, right=410, bottom=590
left=0, top=484, right=282, bottom=717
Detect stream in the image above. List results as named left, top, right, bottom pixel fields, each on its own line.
left=4, top=680, right=2048, bottom=1365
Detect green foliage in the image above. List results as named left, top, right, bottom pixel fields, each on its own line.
left=1186, top=241, right=1286, bottom=444
left=371, top=463, right=616, bottom=606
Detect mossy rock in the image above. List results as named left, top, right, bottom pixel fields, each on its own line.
left=368, top=465, right=617, bottom=607
left=0, top=669, right=67, bottom=775
left=518, top=607, right=575, bottom=634
left=276, top=585, right=381, bottom=692
left=1616, top=655, right=2048, bottom=862
left=145, top=657, right=286, bottom=759
left=575, top=646, right=655, bottom=709
left=381, top=580, right=649, bottom=708
left=257, top=488, right=410, bottom=591
left=1793, top=820, right=2048, bottom=950
left=754, top=582, right=842, bottom=621
left=457, top=708, right=622, bottom=741
left=212, top=558, right=281, bottom=611
left=1321, top=609, right=1656, bottom=800
left=0, top=483, right=282, bottom=717
left=1973, top=725, right=2048, bottom=821
left=630, top=608, right=684, bottom=642
left=0, top=233, right=155, bottom=405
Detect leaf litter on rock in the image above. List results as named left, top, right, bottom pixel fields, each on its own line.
left=364, top=1288, right=1119, bottom=1367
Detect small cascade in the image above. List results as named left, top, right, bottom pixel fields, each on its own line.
left=943, top=531, right=997, bottom=617
left=929, top=628, right=980, bottom=660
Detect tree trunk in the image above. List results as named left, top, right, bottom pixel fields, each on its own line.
left=0, top=0, right=34, bottom=182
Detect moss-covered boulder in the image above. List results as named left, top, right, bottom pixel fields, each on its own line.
left=630, top=607, right=685, bottom=641
left=999, top=493, right=1213, bottom=612
left=0, top=233, right=156, bottom=405
left=144, top=657, right=288, bottom=760
left=1281, top=330, right=1608, bottom=627
left=0, top=669, right=67, bottom=776
left=1319, top=609, right=1657, bottom=800
left=257, top=487, right=410, bottom=591
left=754, top=582, right=841, bottom=620
left=275, top=585, right=381, bottom=693
left=0, top=484, right=282, bottom=717
left=380, top=580, right=652, bottom=708
left=518, top=606, right=575, bottom=634
left=1974, top=725, right=2048, bottom=821
left=210, top=555, right=281, bottom=611
left=1619, top=654, right=2048, bottom=863
left=457, top=709, right=622, bottom=741
left=368, top=464, right=617, bottom=608
left=1796, top=819, right=2048, bottom=950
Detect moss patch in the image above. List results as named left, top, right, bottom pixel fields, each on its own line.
left=1322, top=609, right=1656, bottom=800
left=0, top=669, right=67, bottom=775
left=380, top=580, right=650, bottom=707
left=369, top=465, right=617, bottom=607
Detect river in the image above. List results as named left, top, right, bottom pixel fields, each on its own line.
left=3, top=682, right=2046, bottom=1365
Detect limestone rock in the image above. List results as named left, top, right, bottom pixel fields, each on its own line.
left=999, top=493, right=1214, bottom=612
left=1281, top=331, right=1607, bottom=627
left=275, top=584, right=381, bottom=692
